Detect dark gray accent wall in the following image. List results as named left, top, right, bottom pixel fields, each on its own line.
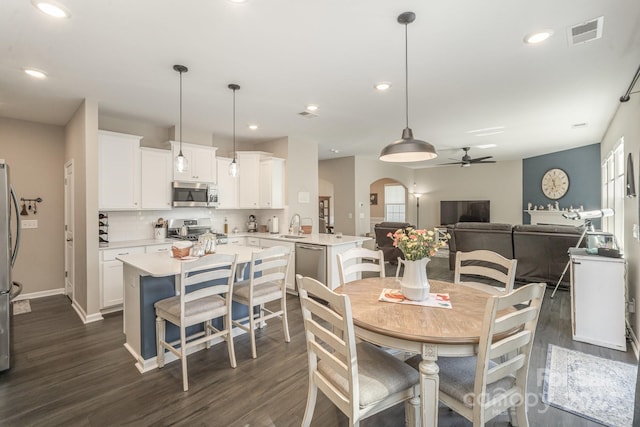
left=522, top=144, right=601, bottom=227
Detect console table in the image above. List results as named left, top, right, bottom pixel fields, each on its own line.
left=525, top=210, right=586, bottom=226
left=570, top=248, right=626, bottom=351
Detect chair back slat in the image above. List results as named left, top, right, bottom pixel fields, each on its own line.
left=489, top=330, right=532, bottom=360
left=493, top=306, right=538, bottom=335
left=486, top=354, right=525, bottom=385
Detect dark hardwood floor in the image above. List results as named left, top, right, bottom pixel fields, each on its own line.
left=0, top=256, right=636, bottom=426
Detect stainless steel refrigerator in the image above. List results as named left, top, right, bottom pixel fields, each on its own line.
left=0, top=160, right=21, bottom=371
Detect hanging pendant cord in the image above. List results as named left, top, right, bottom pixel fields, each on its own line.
left=179, top=70, right=183, bottom=151
left=233, top=88, right=236, bottom=160
left=405, top=22, right=409, bottom=129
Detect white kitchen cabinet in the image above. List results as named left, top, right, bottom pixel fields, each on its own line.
left=140, top=148, right=172, bottom=210
left=216, top=157, right=239, bottom=209
left=259, top=157, right=285, bottom=209
left=238, top=152, right=261, bottom=208
left=247, top=236, right=260, bottom=247
left=100, top=246, right=145, bottom=309
left=570, top=248, right=626, bottom=351
left=260, top=238, right=296, bottom=293
left=171, top=141, right=217, bottom=183
left=99, top=130, right=142, bottom=210
left=145, top=243, right=172, bottom=254
left=228, top=236, right=247, bottom=246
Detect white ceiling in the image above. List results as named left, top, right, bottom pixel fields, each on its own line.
left=1, top=1, right=639, bottom=167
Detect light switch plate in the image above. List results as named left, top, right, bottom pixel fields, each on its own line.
left=22, top=219, right=38, bottom=229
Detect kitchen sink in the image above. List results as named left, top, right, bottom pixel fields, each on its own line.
left=280, top=235, right=306, bottom=239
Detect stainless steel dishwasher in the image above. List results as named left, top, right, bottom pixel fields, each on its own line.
left=295, top=243, right=327, bottom=285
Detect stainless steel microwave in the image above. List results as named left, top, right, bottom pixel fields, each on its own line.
left=172, top=181, right=218, bottom=208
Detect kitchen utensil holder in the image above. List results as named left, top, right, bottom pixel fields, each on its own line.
left=301, top=217, right=313, bottom=234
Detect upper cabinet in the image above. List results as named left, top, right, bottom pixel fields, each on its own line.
left=260, top=157, right=285, bottom=209
left=215, top=152, right=286, bottom=210
left=216, top=157, right=239, bottom=209
left=170, top=141, right=217, bottom=183
left=99, top=130, right=142, bottom=210
left=237, top=152, right=261, bottom=208
left=140, top=147, right=172, bottom=210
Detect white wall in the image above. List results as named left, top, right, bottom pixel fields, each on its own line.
left=600, top=86, right=640, bottom=349
left=413, top=160, right=524, bottom=229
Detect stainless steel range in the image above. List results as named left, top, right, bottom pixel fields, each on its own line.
left=167, top=218, right=228, bottom=244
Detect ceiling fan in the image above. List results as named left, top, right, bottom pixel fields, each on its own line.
left=441, top=147, right=495, bottom=167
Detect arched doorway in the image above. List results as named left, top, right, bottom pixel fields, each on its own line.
left=369, top=178, right=407, bottom=232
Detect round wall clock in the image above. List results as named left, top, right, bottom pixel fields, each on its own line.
left=541, top=168, right=569, bottom=199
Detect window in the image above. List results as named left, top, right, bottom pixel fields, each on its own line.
left=384, top=184, right=406, bottom=222
left=601, top=138, right=624, bottom=250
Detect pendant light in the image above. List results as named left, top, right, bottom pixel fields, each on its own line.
left=228, top=83, right=240, bottom=177
left=379, top=12, right=438, bottom=162
left=174, top=64, right=189, bottom=173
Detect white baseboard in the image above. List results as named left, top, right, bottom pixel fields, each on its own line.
left=13, top=288, right=65, bottom=301
left=71, top=299, right=104, bottom=324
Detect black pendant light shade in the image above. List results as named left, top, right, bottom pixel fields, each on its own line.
left=379, top=12, right=438, bottom=163
left=174, top=64, right=189, bottom=173
left=228, top=83, right=240, bottom=177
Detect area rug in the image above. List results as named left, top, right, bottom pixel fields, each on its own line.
left=12, top=299, right=31, bottom=315
left=542, top=344, right=636, bottom=427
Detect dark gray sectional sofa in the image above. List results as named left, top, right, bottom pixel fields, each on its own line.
left=446, top=222, right=584, bottom=284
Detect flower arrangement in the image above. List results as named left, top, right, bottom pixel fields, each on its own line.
left=387, top=227, right=450, bottom=261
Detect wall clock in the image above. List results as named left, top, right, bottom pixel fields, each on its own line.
left=541, top=168, right=569, bottom=199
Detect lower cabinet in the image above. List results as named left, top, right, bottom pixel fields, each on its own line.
left=100, top=244, right=171, bottom=310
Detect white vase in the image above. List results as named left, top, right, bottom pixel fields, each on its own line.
left=400, top=257, right=431, bottom=301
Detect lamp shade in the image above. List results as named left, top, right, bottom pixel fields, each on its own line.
left=379, top=128, right=437, bottom=162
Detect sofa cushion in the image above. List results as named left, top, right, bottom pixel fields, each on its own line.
left=453, top=222, right=514, bottom=260
left=512, top=224, right=583, bottom=284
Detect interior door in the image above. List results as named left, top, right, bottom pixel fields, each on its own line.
left=64, top=161, right=74, bottom=301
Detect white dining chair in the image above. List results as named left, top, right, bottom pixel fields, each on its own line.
left=454, top=249, right=518, bottom=294
left=297, top=275, right=420, bottom=427
left=232, top=245, right=292, bottom=359
left=337, top=247, right=385, bottom=285
left=154, top=253, right=238, bottom=391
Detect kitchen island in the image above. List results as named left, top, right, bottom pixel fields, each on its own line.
left=226, top=232, right=372, bottom=290
left=117, top=245, right=260, bottom=373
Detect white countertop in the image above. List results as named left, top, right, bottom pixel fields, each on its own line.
left=117, top=245, right=261, bottom=277
left=101, top=233, right=371, bottom=250
left=230, top=231, right=371, bottom=247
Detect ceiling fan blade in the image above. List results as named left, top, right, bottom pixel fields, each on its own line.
left=475, top=160, right=496, bottom=164
left=469, top=156, right=493, bottom=162
left=440, top=161, right=464, bottom=165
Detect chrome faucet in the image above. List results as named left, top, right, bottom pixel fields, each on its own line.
left=289, top=213, right=301, bottom=235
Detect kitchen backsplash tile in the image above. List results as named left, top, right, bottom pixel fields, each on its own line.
left=105, top=209, right=287, bottom=242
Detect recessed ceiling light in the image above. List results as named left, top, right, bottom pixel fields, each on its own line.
left=474, top=131, right=504, bottom=137
left=524, top=30, right=553, bottom=44
left=330, top=148, right=340, bottom=153
left=306, top=104, right=318, bottom=112
left=24, top=68, right=47, bottom=79
left=248, top=124, right=258, bottom=130
left=228, top=0, right=248, bottom=3
left=374, top=82, right=392, bottom=91
left=31, top=0, right=70, bottom=18
left=476, top=144, right=497, bottom=149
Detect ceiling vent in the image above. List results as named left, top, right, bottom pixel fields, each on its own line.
left=567, top=16, right=603, bottom=45
left=298, top=111, right=318, bottom=118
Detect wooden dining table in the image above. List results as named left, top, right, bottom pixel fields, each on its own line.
left=335, top=276, right=501, bottom=427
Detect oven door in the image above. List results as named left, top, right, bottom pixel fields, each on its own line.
left=172, top=182, right=210, bottom=207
